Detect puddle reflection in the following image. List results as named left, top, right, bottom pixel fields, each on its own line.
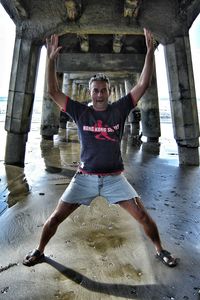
left=0, top=122, right=178, bottom=217
left=40, top=139, right=63, bottom=173
left=40, top=127, right=80, bottom=174
left=0, top=165, right=30, bottom=214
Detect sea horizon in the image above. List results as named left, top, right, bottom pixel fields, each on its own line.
left=1, top=95, right=200, bottom=101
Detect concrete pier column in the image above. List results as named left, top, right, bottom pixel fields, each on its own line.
left=119, top=83, right=125, bottom=98
left=124, top=79, right=132, bottom=95
left=110, top=86, right=116, bottom=103
left=40, top=57, right=60, bottom=138
left=80, top=86, right=88, bottom=103
left=59, top=74, right=73, bottom=129
left=115, top=85, right=120, bottom=100
left=125, top=77, right=142, bottom=144
left=140, top=70, right=161, bottom=143
left=5, top=37, right=41, bottom=167
left=76, top=84, right=82, bottom=101
left=164, top=35, right=200, bottom=165
left=72, top=81, right=78, bottom=99
left=62, top=74, right=73, bottom=96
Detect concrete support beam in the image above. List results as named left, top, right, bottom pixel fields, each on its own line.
left=124, top=79, right=132, bottom=94
left=78, top=34, right=89, bottom=52
left=124, top=76, right=141, bottom=139
left=115, top=85, right=120, bottom=100
left=140, top=70, right=161, bottom=142
left=113, top=34, right=123, bottom=53
left=164, top=35, right=200, bottom=165
left=57, top=53, right=145, bottom=73
left=62, top=74, right=73, bottom=97
left=5, top=37, right=41, bottom=167
left=79, top=86, right=88, bottom=103
left=72, top=81, right=79, bottom=99
left=67, top=71, right=135, bottom=81
left=14, top=0, right=29, bottom=19
left=109, top=87, right=115, bottom=103
left=119, top=83, right=125, bottom=97
left=125, top=76, right=142, bottom=142
left=76, top=84, right=82, bottom=102
left=40, top=57, right=60, bottom=138
left=5, top=133, right=28, bottom=167
left=64, top=0, right=82, bottom=21
left=124, top=0, right=141, bottom=18
left=129, top=108, right=141, bottom=137
left=60, top=74, right=74, bottom=129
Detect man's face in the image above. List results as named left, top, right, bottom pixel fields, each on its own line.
left=90, top=80, right=110, bottom=111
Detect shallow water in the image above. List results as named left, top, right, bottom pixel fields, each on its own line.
left=0, top=118, right=177, bottom=217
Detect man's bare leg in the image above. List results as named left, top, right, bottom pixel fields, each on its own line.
left=23, top=200, right=80, bottom=266
left=118, top=197, right=177, bottom=267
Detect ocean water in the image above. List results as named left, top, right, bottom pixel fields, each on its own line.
left=0, top=96, right=43, bottom=123
left=0, top=95, right=199, bottom=126
left=0, top=96, right=174, bottom=122
left=0, top=97, right=7, bottom=117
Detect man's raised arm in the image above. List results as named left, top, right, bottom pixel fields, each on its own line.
left=130, top=28, right=155, bottom=106
left=46, top=34, right=66, bottom=111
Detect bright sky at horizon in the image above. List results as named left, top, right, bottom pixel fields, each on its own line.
left=0, top=4, right=199, bottom=99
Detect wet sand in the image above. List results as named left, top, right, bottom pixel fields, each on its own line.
left=0, top=117, right=200, bottom=299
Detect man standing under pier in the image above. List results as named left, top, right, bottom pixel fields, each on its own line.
left=23, top=29, right=177, bottom=268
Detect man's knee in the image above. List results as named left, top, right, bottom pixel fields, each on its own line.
left=134, top=198, right=152, bottom=223
left=47, top=213, right=62, bottom=228
left=119, top=197, right=152, bottom=224
left=137, top=210, right=150, bottom=224
left=47, top=202, right=79, bottom=228
left=133, top=197, right=145, bottom=210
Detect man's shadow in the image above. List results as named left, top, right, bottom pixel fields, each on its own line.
left=44, top=256, right=161, bottom=299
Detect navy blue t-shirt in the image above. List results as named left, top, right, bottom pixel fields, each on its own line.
left=64, top=94, right=135, bottom=174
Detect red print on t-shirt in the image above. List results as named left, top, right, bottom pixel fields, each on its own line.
left=94, top=120, right=116, bottom=141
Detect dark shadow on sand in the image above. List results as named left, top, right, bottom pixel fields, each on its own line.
left=44, top=256, right=164, bottom=299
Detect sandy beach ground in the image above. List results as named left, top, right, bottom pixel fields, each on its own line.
left=0, top=100, right=200, bottom=299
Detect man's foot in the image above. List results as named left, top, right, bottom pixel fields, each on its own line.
left=23, top=249, right=44, bottom=267
left=156, top=250, right=178, bottom=267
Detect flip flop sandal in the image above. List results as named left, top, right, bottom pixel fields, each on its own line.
left=156, top=250, right=178, bottom=267
left=23, top=249, right=44, bottom=267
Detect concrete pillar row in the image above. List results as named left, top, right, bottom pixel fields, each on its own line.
left=164, top=35, right=200, bottom=165
left=5, top=36, right=41, bottom=167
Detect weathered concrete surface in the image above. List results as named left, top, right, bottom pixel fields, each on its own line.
left=139, top=71, right=161, bottom=141
left=1, top=0, right=200, bottom=43
left=0, top=121, right=200, bottom=299
left=164, top=35, right=200, bottom=165
left=40, top=60, right=60, bottom=139
left=56, top=53, right=145, bottom=73
left=4, top=37, right=41, bottom=167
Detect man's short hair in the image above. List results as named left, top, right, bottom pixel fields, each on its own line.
left=89, top=73, right=110, bottom=89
